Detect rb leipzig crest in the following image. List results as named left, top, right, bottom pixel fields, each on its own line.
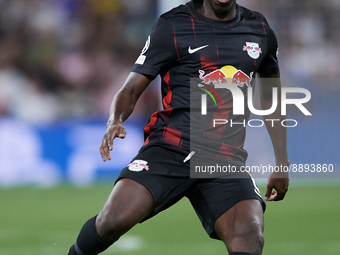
left=243, top=42, right=262, bottom=59
left=127, top=160, right=149, bottom=172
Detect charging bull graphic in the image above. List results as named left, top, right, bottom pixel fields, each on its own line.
left=199, top=65, right=253, bottom=88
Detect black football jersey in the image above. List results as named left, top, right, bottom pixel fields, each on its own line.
left=131, top=0, right=279, bottom=168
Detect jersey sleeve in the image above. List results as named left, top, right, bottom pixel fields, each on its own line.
left=257, top=24, right=279, bottom=76
left=131, top=16, right=177, bottom=79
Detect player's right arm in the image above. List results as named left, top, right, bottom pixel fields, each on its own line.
left=100, top=72, right=152, bottom=162
left=100, top=15, right=176, bottom=162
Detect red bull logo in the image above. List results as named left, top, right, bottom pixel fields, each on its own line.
left=232, top=70, right=254, bottom=87
left=127, top=160, right=149, bottom=172
left=199, top=69, right=228, bottom=87
left=198, top=65, right=253, bottom=109
left=199, top=65, right=253, bottom=88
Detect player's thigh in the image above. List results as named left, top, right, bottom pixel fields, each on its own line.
left=96, top=178, right=154, bottom=238
left=188, top=176, right=265, bottom=240
left=214, top=199, right=264, bottom=251
left=214, top=199, right=264, bottom=238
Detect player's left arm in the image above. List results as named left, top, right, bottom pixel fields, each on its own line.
left=258, top=71, right=289, bottom=202
left=256, top=17, right=289, bottom=201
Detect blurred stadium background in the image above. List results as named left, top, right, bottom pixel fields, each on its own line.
left=0, top=0, right=339, bottom=254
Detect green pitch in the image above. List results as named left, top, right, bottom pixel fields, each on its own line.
left=0, top=180, right=339, bottom=255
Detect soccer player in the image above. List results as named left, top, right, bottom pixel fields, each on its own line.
left=67, top=0, right=289, bottom=255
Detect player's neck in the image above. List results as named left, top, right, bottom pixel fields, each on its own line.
left=197, top=2, right=236, bottom=21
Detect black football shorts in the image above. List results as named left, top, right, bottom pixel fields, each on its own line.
left=116, top=144, right=265, bottom=239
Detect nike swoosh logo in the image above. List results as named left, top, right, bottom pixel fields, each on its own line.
left=188, top=45, right=209, bottom=54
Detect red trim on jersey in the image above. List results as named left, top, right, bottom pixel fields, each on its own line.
left=159, top=70, right=183, bottom=147
left=200, top=57, right=217, bottom=72
left=213, top=25, right=219, bottom=63
left=199, top=25, right=218, bottom=71
left=144, top=70, right=181, bottom=148
left=173, top=26, right=181, bottom=63
left=216, top=44, right=220, bottom=62
left=144, top=111, right=158, bottom=135
left=179, top=137, right=183, bottom=148
left=163, top=70, right=172, bottom=109
left=162, top=127, right=183, bottom=147
left=189, top=11, right=197, bottom=19
left=216, top=143, right=233, bottom=161
left=231, top=24, right=234, bottom=31
left=258, top=18, right=267, bottom=36
left=144, top=136, right=150, bottom=145
left=190, top=16, right=196, bottom=39
left=144, top=71, right=172, bottom=144
left=203, top=107, right=230, bottom=142
left=143, top=71, right=172, bottom=141
left=233, top=134, right=244, bottom=149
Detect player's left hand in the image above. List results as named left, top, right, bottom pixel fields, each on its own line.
left=264, top=169, right=289, bottom=202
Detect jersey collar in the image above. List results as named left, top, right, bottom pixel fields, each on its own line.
left=189, top=0, right=241, bottom=26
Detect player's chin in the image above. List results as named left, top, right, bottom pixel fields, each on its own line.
left=215, top=0, right=235, bottom=5
left=212, top=0, right=236, bottom=10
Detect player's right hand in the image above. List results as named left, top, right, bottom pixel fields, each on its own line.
left=100, top=119, right=126, bottom=162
